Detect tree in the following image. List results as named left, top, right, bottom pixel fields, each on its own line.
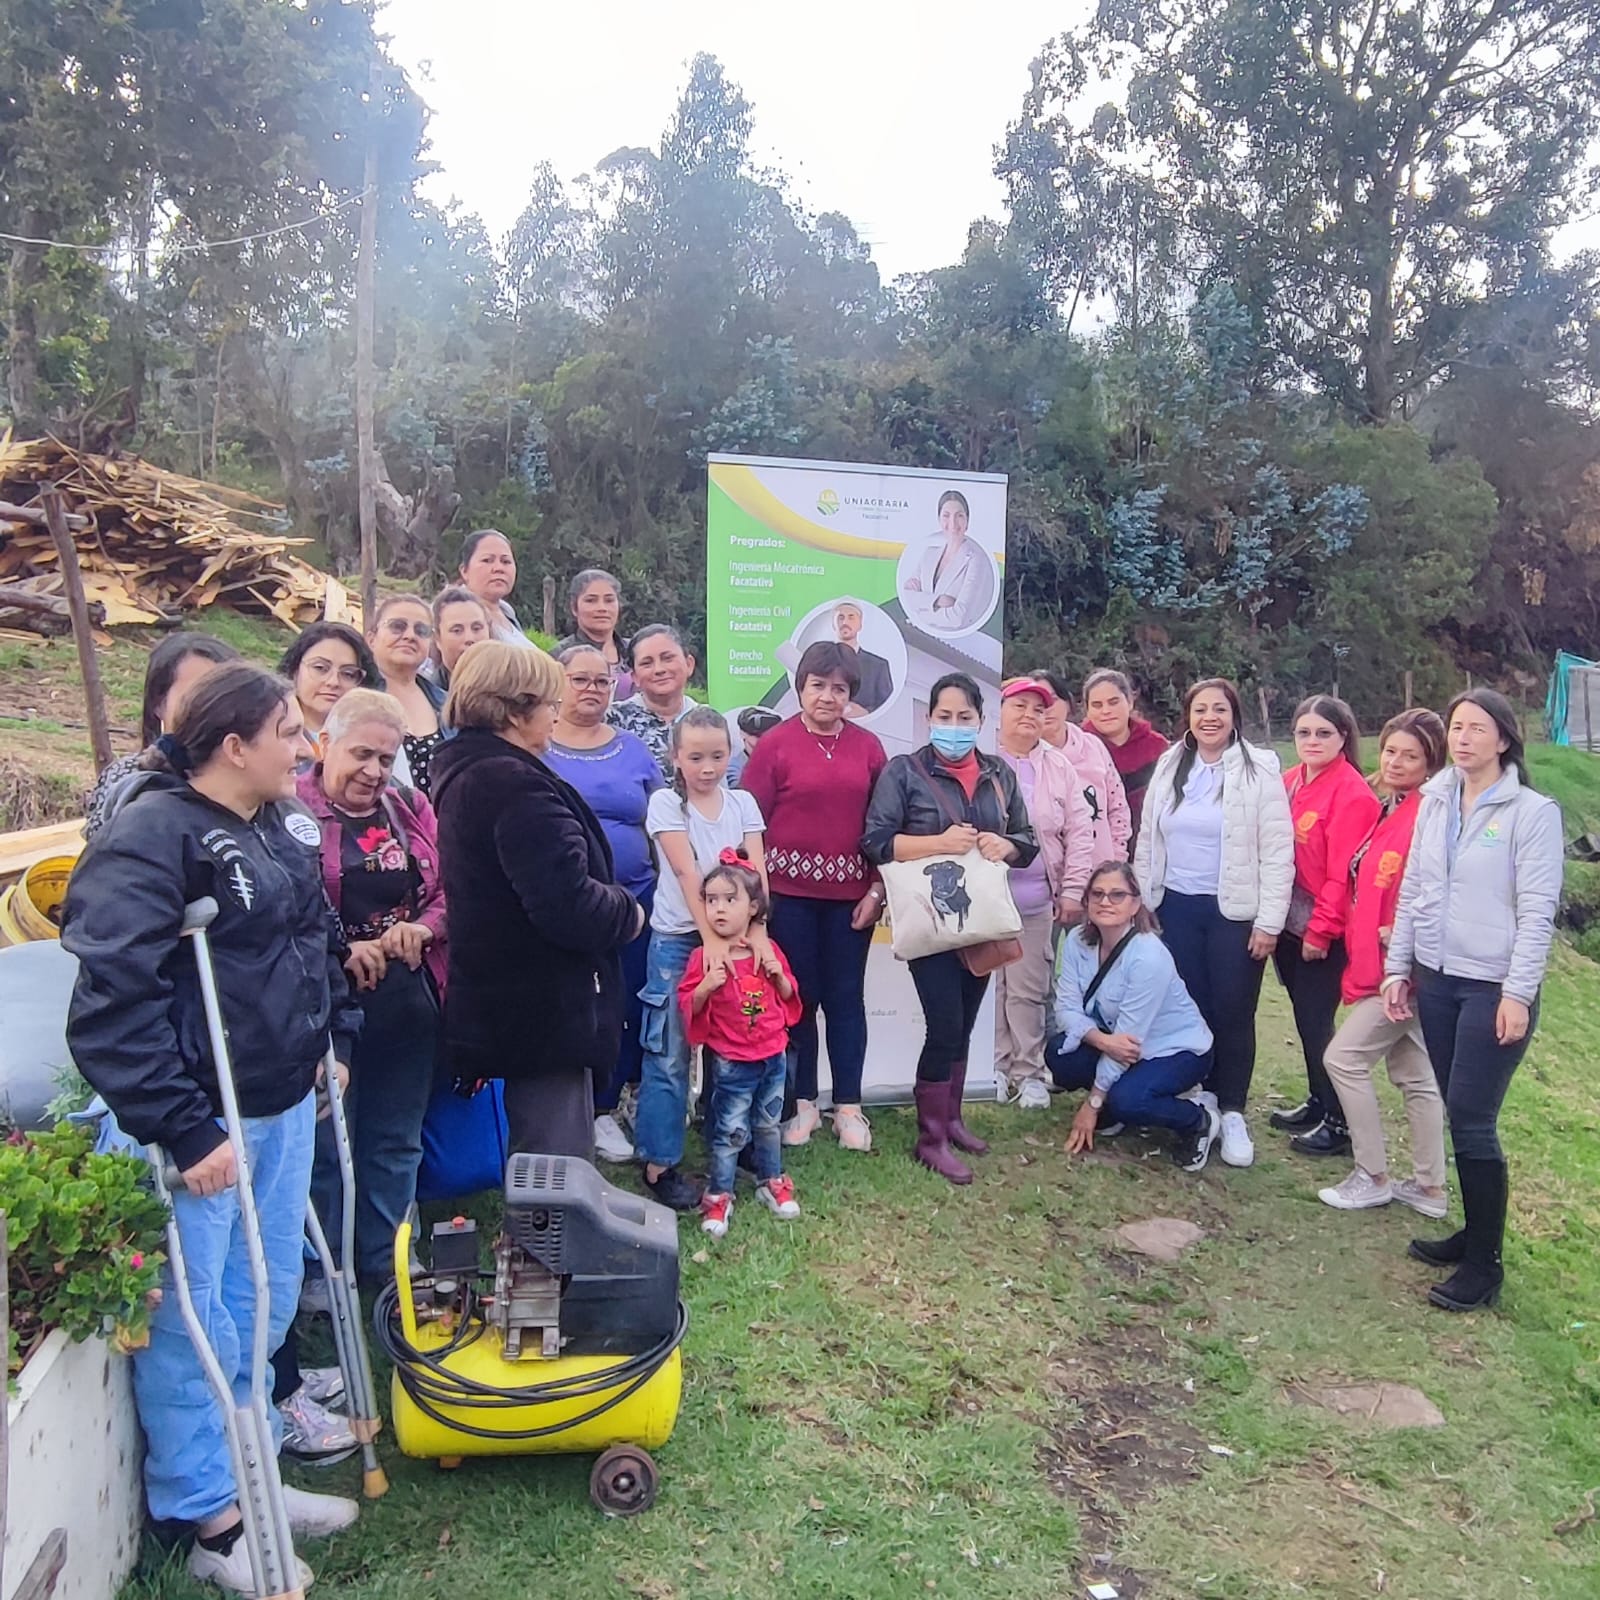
left=1023, top=0, right=1600, bottom=420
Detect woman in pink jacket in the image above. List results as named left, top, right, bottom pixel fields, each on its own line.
left=994, top=678, right=1095, bottom=1108
left=1032, top=669, right=1132, bottom=866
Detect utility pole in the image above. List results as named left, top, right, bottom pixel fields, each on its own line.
left=355, top=60, right=381, bottom=627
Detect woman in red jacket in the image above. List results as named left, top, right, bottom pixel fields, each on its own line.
left=1318, top=709, right=1449, bottom=1214
left=1082, top=669, right=1168, bottom=844
left=1270, top=695, right=1380, bottom=1155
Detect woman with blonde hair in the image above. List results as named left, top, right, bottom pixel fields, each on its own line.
left=429, top=643, right=644, bottom=1157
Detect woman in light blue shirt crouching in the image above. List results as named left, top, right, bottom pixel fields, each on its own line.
left=1047, top=860, right=1221, bottom=1171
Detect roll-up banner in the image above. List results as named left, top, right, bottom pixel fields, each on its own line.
left=707, top=453, right=1009, bottom=1102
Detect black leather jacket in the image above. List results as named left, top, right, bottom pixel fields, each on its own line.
left=62, top=777, right=361, bottom=1170
left=861, top=746, right=1039, bottom=868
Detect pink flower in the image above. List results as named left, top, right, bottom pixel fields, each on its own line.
left=130, top=1253, right=144, bottom=1269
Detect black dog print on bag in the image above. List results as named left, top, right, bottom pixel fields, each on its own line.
left=923, top=860, right=972, bottom=932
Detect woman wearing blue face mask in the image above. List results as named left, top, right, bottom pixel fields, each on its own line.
left=863, top=673, right=1038, bottom=1183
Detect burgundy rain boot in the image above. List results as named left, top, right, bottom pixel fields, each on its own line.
left=946, top=1056, right=989, bottom=1156
left=913, top=1080, right=973, bottom=1185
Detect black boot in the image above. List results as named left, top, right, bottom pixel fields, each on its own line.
left=1270, top=1098, right=1323, bottom=1132
left=1429, top=1156, right=1506, bottom=1312
left=1408, top=1230, right=1467, bottom=1267
left=1289, top=1120, right=1353, bottom=1157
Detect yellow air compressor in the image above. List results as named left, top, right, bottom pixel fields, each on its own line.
left=376, top=1152, right=687, bottom=1515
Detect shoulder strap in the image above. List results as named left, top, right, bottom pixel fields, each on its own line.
left=912, top=751, right=968, bottom=829
left=1081, top=928, right=1138, bottom=1008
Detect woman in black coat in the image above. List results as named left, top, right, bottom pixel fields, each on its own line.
left=429, top=643, right=643, bottom=1159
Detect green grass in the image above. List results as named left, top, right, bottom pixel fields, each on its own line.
left=118, top=955, right=1600, bottom=1600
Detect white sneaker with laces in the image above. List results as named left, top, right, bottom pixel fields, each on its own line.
left=188, top=1537, right=315, bottom=1595
left=1393, top=1176, right=1449, bottom=1219
left=593, top=1113, right=634, bottom=1162
left=281, top=1484, right=359, bottom=1537
left=1218, top=1111, right=1255, bottom=1168
left=832, top=1105, right=872, bottom=1151
left=1016, top=1079, right=1052, bottom=1110
left=279, top=1388, right=357, bottom=1466
left=782, top=1099, right=821, bottom=1147
left=1319, top=1168, right=1394, bottom=1210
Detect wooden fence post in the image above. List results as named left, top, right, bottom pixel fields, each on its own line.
left=1257, top=686, right=1272, bottom=745
left=41, top=486, right=114, bottom=773
left=542, top=575, right=556, bottom=636
left=1403, top=670, right=1414, bottom=710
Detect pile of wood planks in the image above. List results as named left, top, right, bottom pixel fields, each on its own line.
left=0, top=434, right=348, bottom=634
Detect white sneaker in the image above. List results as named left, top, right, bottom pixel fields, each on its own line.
left=1393, top=1177, right=1449, bottom=1219
left=832, top=1105, right=872, bottom=1152
left=782, top=1099, right=821, bottom=1147
left=281, top=1484, right=359, bottom=1537
left=279, top=1388, right=357, bottom=1466
left=188, top=1537, right=315, bottom=1594
left=593, top=1113, right=634, bottom=1162
left=1016, top=1079, right=1052, bottom=1110
left=1218, top=1112, right=1255, bottom=1168
left=297, top=1275, right=331, bottom=1317
left=1319, top=1168, right=1394, bottom=1210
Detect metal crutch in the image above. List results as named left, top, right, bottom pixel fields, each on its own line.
left=302, top=1044, right=388, bottom=1498
left=150, top=897, right=302, bottom=1600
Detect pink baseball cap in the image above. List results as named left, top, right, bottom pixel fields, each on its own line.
left=1000, top=676, right=1056, bottom=706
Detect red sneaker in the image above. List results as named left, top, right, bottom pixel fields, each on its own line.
left=757, top=1175, right=800, bottom=1219
left=700, top=1191, right=733, bottom=1238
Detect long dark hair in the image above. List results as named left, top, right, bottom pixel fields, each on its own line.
left=139, top=633, right=239, bottom=745
left=142, top=664, right=294, bottom=777
left=1170, top=677, right=1253, bottom=807
left=278, top=621, right=382, bottom=693
left=1444, top=687, right=1531, bottom=786
left=1291, top=694, right=1362, bottom=768
left=1076, top=861, right=1160, bottom=948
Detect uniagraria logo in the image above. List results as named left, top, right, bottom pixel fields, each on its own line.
left=817, top=488, right=841, bottom=516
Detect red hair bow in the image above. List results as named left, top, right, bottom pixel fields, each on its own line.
left=718, top=846, right=746, bottom=867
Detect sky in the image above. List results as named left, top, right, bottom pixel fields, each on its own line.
left=377, top=0, right=1081, bottom=281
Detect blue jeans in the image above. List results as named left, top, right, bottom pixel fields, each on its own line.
left=1414, top=965, right=1538, bottom=1162
left=1046, top=1042, right=1210, bottom=1134
left=769, top=894, right=872, bottom=1105
left=706, top=1051, right=786, bottom=1194
left=134, top=1093, right=315, bottom=1524
left=635, top=929, right=701, bottom=1168
left=1156, top=891, right=1266, bottom=1112
left=311, top=963, right=439, bottom=1281
left=599, top=883, right=654, bottom=1113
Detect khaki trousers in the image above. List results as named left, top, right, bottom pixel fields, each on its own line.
left=995, top=907, right=1056, bottom=1090
left=1323, top=994, right=1446, bottom=1186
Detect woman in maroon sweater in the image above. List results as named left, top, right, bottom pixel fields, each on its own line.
left=1083, top=668, right=1168, bottom=842
left=740, top=642, right=888, bottom=1152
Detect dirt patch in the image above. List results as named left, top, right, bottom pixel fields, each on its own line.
left=1287, top=1381, right=1446, bottom=1429
left=1039, top=1325, right=1207, bottom=1597
left=1116, top=1217, right=1206, bottom=1261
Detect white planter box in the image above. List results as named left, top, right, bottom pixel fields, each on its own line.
left=4, top=1330, right=143, bottom=1600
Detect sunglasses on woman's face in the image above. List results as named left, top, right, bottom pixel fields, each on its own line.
left=381, top=618, right=434, bottom=640
left=1087, top=888, right=1134, bottom=904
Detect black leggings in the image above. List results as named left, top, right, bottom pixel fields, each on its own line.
left=908, top=951, right=990, bottom=1083
left=1273, top=933, right=1348, bottom=1123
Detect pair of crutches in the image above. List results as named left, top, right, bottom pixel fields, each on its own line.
left=148, top=898, right=385, bottom=1600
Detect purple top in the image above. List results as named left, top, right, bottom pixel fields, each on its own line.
left=543, top=729, right=662, bottom=897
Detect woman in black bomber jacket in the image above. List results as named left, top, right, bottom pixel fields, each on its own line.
left=429, top=642, right=644, bottom=1159
left=862, top=672, right=1038, bottom=1186
left=62, top=663, right=363, bottom=1586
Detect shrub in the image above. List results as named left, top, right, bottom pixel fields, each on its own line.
left=2, top=1124, right=167, bottom=1378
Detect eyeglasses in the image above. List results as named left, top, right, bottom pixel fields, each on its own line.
left=303, top=658, right=365, bottom=686
left=381, top=618, right=434, bottom=640
left=1087, top=889, right=1134, bottom=904
left=566, top=674, right=610, bottom=691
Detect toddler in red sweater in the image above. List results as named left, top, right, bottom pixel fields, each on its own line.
left=678, top=849, right=804, bottom=1238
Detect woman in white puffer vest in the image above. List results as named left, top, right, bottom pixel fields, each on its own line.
left=1134, top=678, right=1295, bottom=1168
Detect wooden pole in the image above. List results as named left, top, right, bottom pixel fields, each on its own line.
left=542, top=575, right=556, bottom=636
left=355, top=62, right=381, bottom=628
left=40, top=486, right=114, bottom=773
left=1403, top=669, right=1414, bottom=709
left=1257, top=686, right=1272, bottom=745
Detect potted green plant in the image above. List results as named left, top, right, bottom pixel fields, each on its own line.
left=4, top=1123, right=168, bottom=1600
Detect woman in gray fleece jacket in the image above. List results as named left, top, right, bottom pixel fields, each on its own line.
left=1382, top=688, right=1563, bottom=1312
